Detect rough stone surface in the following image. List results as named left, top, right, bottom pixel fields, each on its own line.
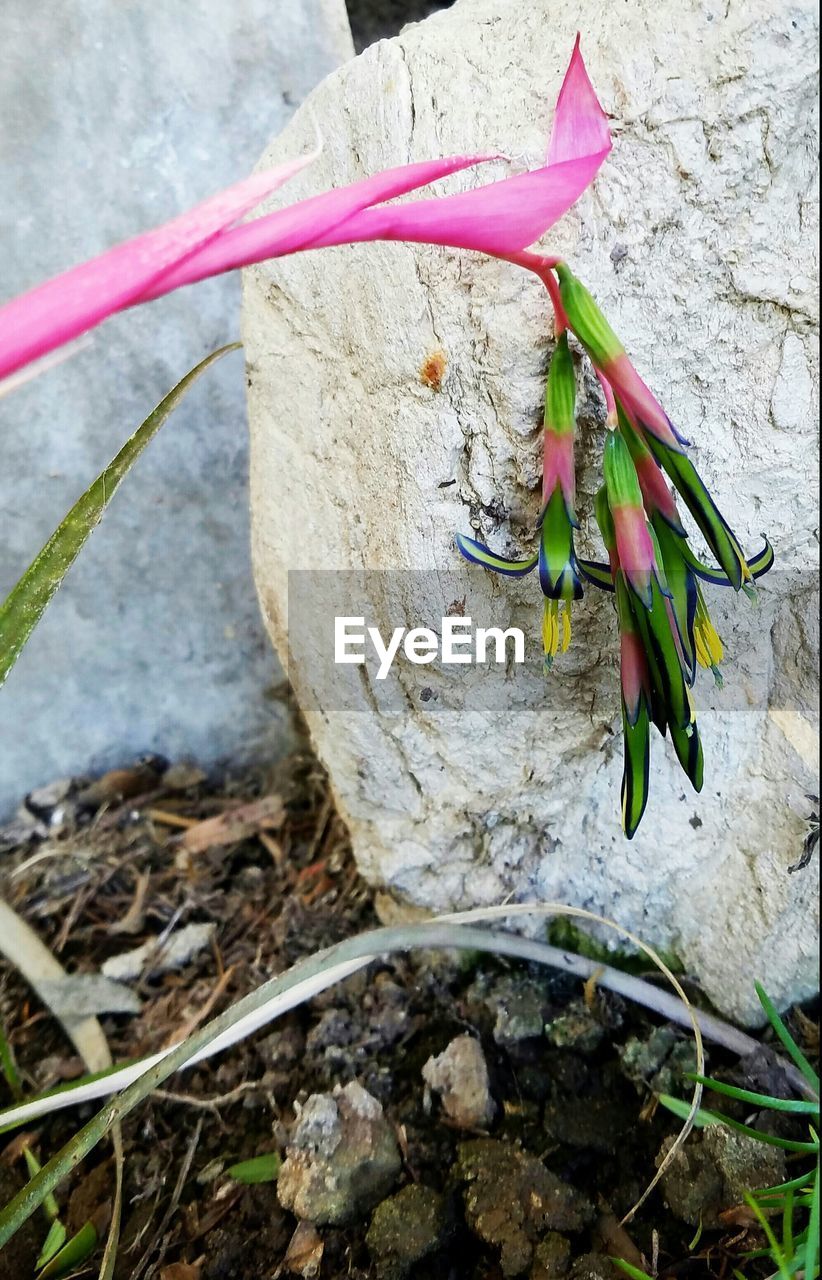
left=277, top=1081, right=402, bottom=1224
left=530, top=1233, right=571, bottom=1280
left=656, top=1125, right=786, bottom=1227
left=366, top=1183, right=450, bottom=1278
left=243, top=0, right=819, bottom=1022
left=422, top=1033, right=495, bottom=1128
left=0, top=0, right=354, bottom=817
left=469, top=972, right=547, bottom=1046
left=544, top=1001, right=604, bottom=1055
left=454, top=1139, right=592, bottom=1276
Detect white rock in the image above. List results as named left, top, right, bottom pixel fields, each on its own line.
left=243, top=0, right=819, bottom=1023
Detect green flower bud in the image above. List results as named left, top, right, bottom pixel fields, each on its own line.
left=545, top=330, right=576, bottom=434
left=603, top=430, right=643, bottom=510
left=594, top=484, right=616, bottom=551
left=555, top=263, right=624, bottom=368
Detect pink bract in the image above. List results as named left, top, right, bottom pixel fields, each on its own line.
left=0, top=38, right=610, bottom=385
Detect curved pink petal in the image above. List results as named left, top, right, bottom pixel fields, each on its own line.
left=305, top=152, right=609, bottom=256
left=604, top=354, right=688, bottom=450
left=137, top=155, right=494, bottom=299
left=0, top=154, right=318, bottom=383
left=548, top=34, right=610, bottom=165
left=297, top=38, right=611, bottom=257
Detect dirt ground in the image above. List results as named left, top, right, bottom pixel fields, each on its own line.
left=0, top=746, right=817, bottom=1280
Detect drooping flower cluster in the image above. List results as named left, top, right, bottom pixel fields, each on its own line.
left=457, top=266, right=773, bottom=837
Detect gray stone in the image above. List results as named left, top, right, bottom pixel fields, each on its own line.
left=422, top=1033, right=495, bottom=1129
left=0, top=0, right=353, bottom=817
left=277, top=1081, right=402, bottom=1224
left=544, top=1001, right=604, bottom=1054
left=656, top=1125, right=786, bottom=1227
left=366, top=1184, right=450, bottom=1279
left=243, top=0, right=819, bottom=1023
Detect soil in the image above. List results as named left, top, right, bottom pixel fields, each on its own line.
left=0, top=745, right=817, bottom=1280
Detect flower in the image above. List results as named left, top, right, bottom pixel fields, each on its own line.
left=580, top=412, right=773, bottom=835
left=457, top=329, right=582, bottom=671
left=307, top=36, right=611, bottom=258
left=0, top=38, right=610, bottom=388
left=602, top=429, right=663, bottom=610
left=593, top=484, right=702, bottom=837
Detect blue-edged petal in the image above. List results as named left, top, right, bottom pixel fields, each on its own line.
left=537, top=489, right=584, bottom=601
left=578, top=559, right=615, bottom=592
left=456, top=532, right=538, bottom=577
left=679, top=536, right=774, bottom=586
left=622, top=694, right=650, bottom=839
left=670, top=718, right=704, bottom=793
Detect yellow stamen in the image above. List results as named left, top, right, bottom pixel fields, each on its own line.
left=542, top=599, right=572, bottom=671
left=694, top=591, right=723, bottom=670
left=542, top=598, right=558, bottom=669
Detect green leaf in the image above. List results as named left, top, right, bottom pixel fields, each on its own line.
left=686, top=1074, right=821, bottom=1115
left=610, top=1260, right=653, bottom=1280
left=37, top=1220, right=98, bottom=1279
left=36, top=1219, right=67, bottom=1270
left=755, top=984, right=820, bottom=1095
left=226, top=1152, right=281, bottom=1184
left=0, top=343, right=240, bottom=690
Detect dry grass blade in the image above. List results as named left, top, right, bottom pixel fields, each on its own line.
left=0, top=896, right=123, bottom=1279
left=0, top=899, right=109, bottom=1072
left=179, top=795, right=285, bottom=854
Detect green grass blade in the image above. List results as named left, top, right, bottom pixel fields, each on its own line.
left=687, top=1074, right=820, bottom=1115
left=611, top=1260, right=653, bottom=1279
left=0, top=1020, right=23, bottom=1102
left=0, top=1059, right=144, bottom=1136
left=804, top=1159, right=820, bottom=1280
left=782, top=1187, right=795, bottom=1259
left=756, top=984, right=820, bottom=1095
left=657, top=1093, right=715, bottom=1127
left=37, top=1220, right=98, bottom=1279
left=0, top=342, right=240, bottom=689
left=744, top=1192, right=793, bottom=1280
left=226, top=1152, right=281, bottom=1184
left=36, top=1219, right=67, bottom=1270
left=657, top=1095, right=818, bottom=1152
left=756, top=1171, right=818, bottom=1198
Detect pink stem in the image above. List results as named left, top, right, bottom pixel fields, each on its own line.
left=500, top=250, right=568, bottom=334
left=597, top=368, right=617, bottom=420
